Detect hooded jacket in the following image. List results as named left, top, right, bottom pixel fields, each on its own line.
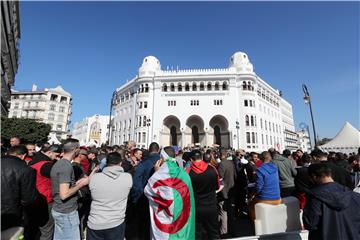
left=256, top=162, right=281, bottom=200
left=88, top=165, right=133, bottom=230
left=187, top=160, right=220, bottom=209
left=272, top=153, right=297, bottom=189
left=303, top=182, right=360, bottom=240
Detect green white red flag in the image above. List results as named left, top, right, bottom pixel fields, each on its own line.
left=144, top=159, right=195, bottom=240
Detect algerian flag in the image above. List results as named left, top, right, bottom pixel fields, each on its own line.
left=145, top=159, right=195, bottom=240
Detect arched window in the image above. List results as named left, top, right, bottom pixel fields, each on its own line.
left=243, top=81, right=247, bottom=90
left=251, top=116, right=255, bottom=126
left=185, top=83, right=190, bottom=91
left=214, top=125, right=221, bottom=145
left=252, top=132, right=256, bottom=143
left=192, top=82, right=197, bottom=91
left=207, top=82, right=212, bottom=91
left=170, top=83, right=175, bottom=92
left=222, top=81, right=228, bottom=90
left=214, top=82, right=220, bottom=90
left=260, top=118, right=263, bottom=129
left=141, top=84, right=144, bottom=93
left=178, top=83, right=182, bottom=91
left=138, top=116, right=142, bottom=127
left=170, top=126, right=177, bottom=145
left=200, top=82, right=205, bottom=91
left=162, top=83, right=167, bottom=92
left=145, top=84, right=149, bottom=92
left=245, top=115, right=249, bottom=126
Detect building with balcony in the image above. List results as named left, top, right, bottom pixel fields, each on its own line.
left=1, top=0, right=21, bottom=116
left=8, top=84, right=72, bottom=140
left=71, top=114, right=109, bottom=146
left=110, top=52, right=296, bottom=152
left=296, top=129, right=312, bottom=153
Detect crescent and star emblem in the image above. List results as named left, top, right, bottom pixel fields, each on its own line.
left=151, top=178, right=191, bottom=234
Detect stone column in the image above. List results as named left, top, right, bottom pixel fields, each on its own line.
left=181, top=129, right=185, bottom=148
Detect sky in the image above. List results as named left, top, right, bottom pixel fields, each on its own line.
left=16, top=1, right=359, bottom=139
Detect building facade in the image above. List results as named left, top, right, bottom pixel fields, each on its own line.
left=280, top=99, right=298, bottom=151
left=297, top=130, right=312, bottom=153
left=1, top=0, right=21, bottom=116
left=8, top=85, right=72, bottom=140
left=110, top=52, right=296, bottom=152
left=72, top=114, right=109, bottom=146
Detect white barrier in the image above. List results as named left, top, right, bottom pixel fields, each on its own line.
left=1, top=227, right=24, bottom=240
left=254, top=196, right=301, bottom=236
left=228, top=230, right=309, bottom=240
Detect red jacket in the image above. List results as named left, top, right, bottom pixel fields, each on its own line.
left=31, top=161, right=53, bottom=203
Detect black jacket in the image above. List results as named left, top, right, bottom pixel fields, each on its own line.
left=1, top=155, right=38, bottom=230
left=325, top=161, right=353, bottom=189
left=303, top=182, right=360, bottom=240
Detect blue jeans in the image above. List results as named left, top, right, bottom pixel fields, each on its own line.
left=87, top=222, right=125, bottom=240
left=51, top=209, right=80, bottom=240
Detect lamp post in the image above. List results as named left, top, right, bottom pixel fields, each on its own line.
left=235, top=121, right=240, bottom=150
left=146, top=118, right=151, bottom=147
left=302, top=84, right=318, bottom=148
left=108, top=90, right=117, bottom=145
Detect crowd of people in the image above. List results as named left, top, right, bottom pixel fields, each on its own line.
left=1, top=135, right=360, bottom=240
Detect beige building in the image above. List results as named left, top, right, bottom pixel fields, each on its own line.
left=1, top=1, right=21, bottom=115
left=72, top=114, right=110, bottom=146
left=9, top=84, right=72, bottom=140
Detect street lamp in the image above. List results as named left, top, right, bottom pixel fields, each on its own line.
left=302, top=84, right=317, bottom=148
left=108, top=90, right=117, bottom=145
left=235, top=121, right=240, bottom=150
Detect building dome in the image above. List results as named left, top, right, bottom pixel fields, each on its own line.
left=229, top=51, right=254, bottom=73
left=138, top=56, right=161, bottom=77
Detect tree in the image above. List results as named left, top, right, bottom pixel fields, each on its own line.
left=1, top=117, right=52, bottom=144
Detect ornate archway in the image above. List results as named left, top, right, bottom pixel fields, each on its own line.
left=209, top=115, right=230, bottom=148
left=185, top=115, right=205, bottom=146
left=162, top=115, right=181, bottom=146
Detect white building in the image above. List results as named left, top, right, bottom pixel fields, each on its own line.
left=72, top=114, right=110, bottom=146
left=296, top=130, right=311, bottom=153
left=110, top=52, right=296, bottom=152
left=9, top=84, right=72, bottom=140
left=280, top=99, right=298, bottom=151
